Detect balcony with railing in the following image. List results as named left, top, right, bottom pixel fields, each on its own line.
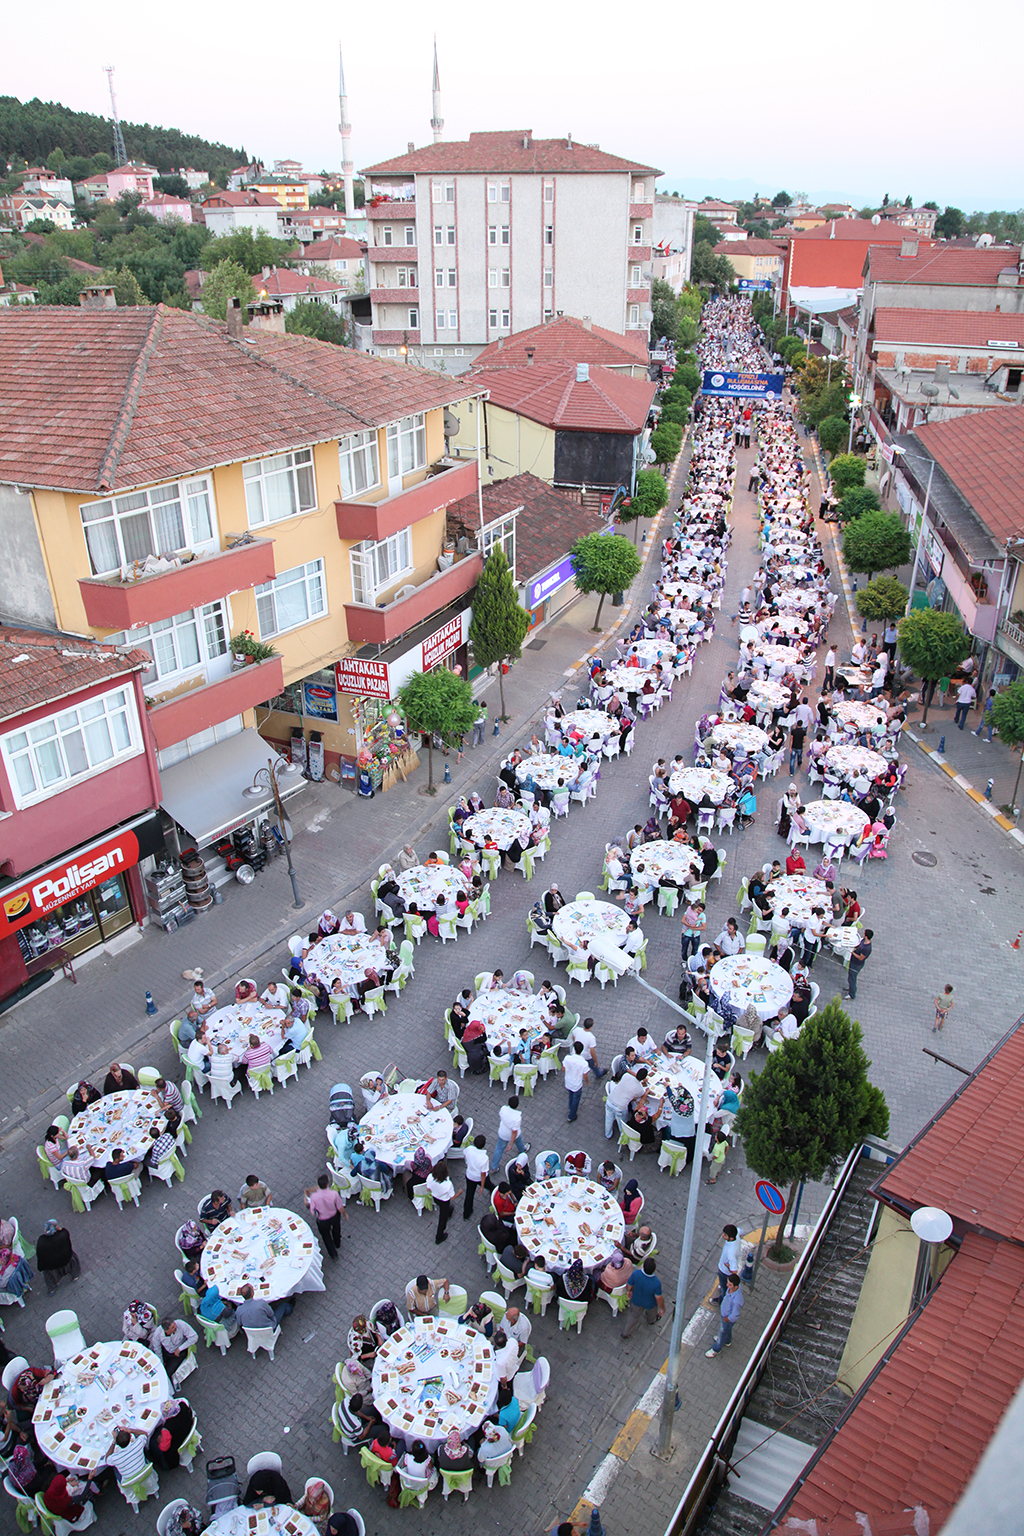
left=629, top=203, right=653, bottom=221
left=939, top=557, right=999, bottom=641
left=997, top=616, right=1024, bottom=669
left=370, top=288, right=420, bottom=304
left=366, top=200, right=417, bottom=220
left=79, top=535, right=277, bottom=631
left=336, top=458, right=478, bottom=543
left=145, top=656, right=284, bottom=751
left=344, top=550, right=483, bottom=645
left=371, top=330, right=421, bottom=347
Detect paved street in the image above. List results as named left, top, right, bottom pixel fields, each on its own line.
left=3, top=428, right=1023, bottom=1536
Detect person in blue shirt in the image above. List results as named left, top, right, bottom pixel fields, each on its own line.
left=706, top=1274, right=744, bottom=1356
left=621, top=1258, right=664, bottom=1338
left=283, top=1014, right=309, bottom=1052
left=495, top=1383, right=521, bottom=1431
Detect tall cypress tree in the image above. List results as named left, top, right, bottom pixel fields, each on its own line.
left=468, top=549, right=530, bottom=721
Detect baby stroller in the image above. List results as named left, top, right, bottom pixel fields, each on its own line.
left=206, top=1456, right=241, bottom=1517
left=329, top=1082, right=356, bottom=1128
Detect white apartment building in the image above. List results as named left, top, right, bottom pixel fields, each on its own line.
left=360, top=130, right=659, bottom=372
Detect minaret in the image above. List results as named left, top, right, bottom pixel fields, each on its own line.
left=430, top=37, right=444, bottom=144
left=339, top=45, right=355, bottom=218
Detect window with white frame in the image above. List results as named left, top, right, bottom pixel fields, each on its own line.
left=444, top=183, right=455, bottom=202
left=500, top=309, right=510, bottom=328
left=488, top=226, right=497, bottom=246
left=632, top=182, right=645, bottom=201
left=447, top=268, right=456, bottom=287
left=543, top=309, right=553, bottom=321
left=500, top=226, right=510, bottom=246
left=435, top=268, right=445, bottom=288
left=487, top=183, right=498, bottom=202
left=108, top=603, right=228, bottom=687
left=396, top=266, right=416, bottom=287
left=349, top=528, right=412, bottom=604
left=339, top=429, right=380, bottom=497
left=386, top=348, right=397, bottom=356
left=3, top=686, right=140, bottom=808
left=628, top=304, right=640, bottom=326
left=543, top=183, right=554, bottom=203
left=489, top=308, right=498, bottom=328
left=543, top=270, right=553, bottom=288
left=488, top=269, right=498, bottom=288
left=382, top=226, right=393, bottom=245
left=632, top=224, right=643, bottom=243
left=500, top=270, right=510, bottom=289
left=157, top=714, right=242, bottom=772
left=481, top=514, right=515, bottom=574
left=445, top=226, right=455, bottom=244
left=454, top=348, right=465, bottom=356
left=408, top=307, right=419, bottom=328
left=544, top=224, right=553, bottom=245
left=404, top=226, right=415, bottom=245
left=256, top=558, right=326, bottom=638
left=447, top=310, right=458, bottom=329
left=432, top=184, right=442, bottom=203
left=500, top=184, right=510, bottom=202
left=631, top=264, right=642, bottom=285
left=243, top=448, right=316, bottom=526
left=80, top=477, right=216, bottom=576
left=386, top=413, right=427, bottom=478
left=434, top=225, right=443, bottom=245
left=433, top=348, right=443, bottom=356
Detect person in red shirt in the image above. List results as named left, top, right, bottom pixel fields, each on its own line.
left=785, top=850, right=806, bottom=876
left=492, top=1183, right=517, bottom=1220
left=370, top=1426, right=398, bottom=1465
left=44, top=1472, right=99, bottom=1522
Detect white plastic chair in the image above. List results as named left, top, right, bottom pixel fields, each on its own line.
left=46, top=1309, right=87, bottom=1363
left=157, top=1499, right=192, bottom=1536
left=275, top=1051, right=299, bottom=1088
left=557, top=1297, right=589, bottom=1334
left=512, top=1355, right=550, bottom=1407
left=246, top=1453, right=282, bottom=1476
left=209, top=1075, right=242, bottom=1108
left=108, top=1171, right=142, bottom=1209
left=244, top=1325, right=282, bottom=1360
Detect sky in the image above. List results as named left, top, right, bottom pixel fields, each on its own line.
left=3, top=0, right=1022, bottom=211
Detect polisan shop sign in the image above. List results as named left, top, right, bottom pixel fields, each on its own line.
left=0, top=830, right=139, bottom=935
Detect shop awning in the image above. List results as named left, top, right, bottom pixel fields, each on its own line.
left=789, top=285, right=861, bottom=315
left=159, top=728, right=306, bottom=847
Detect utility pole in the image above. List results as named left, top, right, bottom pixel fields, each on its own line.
left=104, top=66, right=128, bottom=167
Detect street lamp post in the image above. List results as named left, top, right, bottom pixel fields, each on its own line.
left=244, top=758, right=303, bottom=908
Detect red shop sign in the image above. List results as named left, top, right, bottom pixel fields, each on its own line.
left=335, top=656, right=392, bottom=699
left=0, top=829, right=141, bottom=935
left=422, top=615, right=463, bottom=671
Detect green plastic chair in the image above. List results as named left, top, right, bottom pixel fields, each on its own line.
left=359, top=1446, right=393, bottom=1488
left=441, top=1467, right=473, bottom=1502
left=249, top=1065, right=276, bottom=1098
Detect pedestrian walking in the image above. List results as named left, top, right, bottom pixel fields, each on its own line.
left=620, top=1257, right=665, bottom=1338
left=705, top=1274, right=744, bottom=1357
left=933, top=984, right=954, bottom=1032
left=304, top=1173, right=349, bottom=1261
left=462, top=1133, right=490, bottom=1219
left=679, top=900, right=706, bottom=963
left=714, top=1224, right=742, bottom=1301
left=471, top=703, right=487, bottom=747
left=705, top=1130, right=729, bottom=1184
left=823, top=647, right=835, bottom=691
left=424, top=1160, right=461, bottom=1245
left=789, top=719, right=806, bottom=776
left=973, top=689, right=997, bottom=741
left=954, top=679, right=976, bottom=729
left=489, top=1095, right=529, bottom=1171
left=844, top=929, right=874, bottom=1001
left=563, top=1041, right=589, bottom=1123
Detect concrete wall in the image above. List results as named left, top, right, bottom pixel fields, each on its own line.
left=867, top=279, right=1024, bottom=321
left=449, top=396, right=555, bottom=486
left=0, top=483, right=57, bottom=629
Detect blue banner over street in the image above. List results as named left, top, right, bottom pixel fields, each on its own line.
left=701, top=369, right=786, bottom=400
left=737, top=278, right=773, bottom=292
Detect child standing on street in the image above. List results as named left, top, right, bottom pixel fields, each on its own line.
left=706, top=1130, right=729, bottom=1184
left=933, top=985, right=954, bottom=1032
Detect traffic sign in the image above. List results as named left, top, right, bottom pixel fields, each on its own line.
left=755, top=1180, right=786, bottom=1213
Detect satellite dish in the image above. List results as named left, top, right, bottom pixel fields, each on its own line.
left=871, top=214, right=882, bottom=225
left=920, top=382, right=940, bottom=397
left=948, top=386, right=960, bottom=399
left=910, top=1207, right=953, bottom=1244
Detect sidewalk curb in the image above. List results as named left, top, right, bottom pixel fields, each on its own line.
left=905, top=729, right=1024, bottom=848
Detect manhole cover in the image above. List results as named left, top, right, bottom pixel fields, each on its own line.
left=527, top=638, right=548, bottom=650
left=912, top=851, right=938, bottom=867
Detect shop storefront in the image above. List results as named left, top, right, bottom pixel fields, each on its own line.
left=524, top=555, right=580, bottom=631
left=0, top=812, right=166, bottom=1001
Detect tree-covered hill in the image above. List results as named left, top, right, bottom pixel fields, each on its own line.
left=0, top=95, right=244, bottom=178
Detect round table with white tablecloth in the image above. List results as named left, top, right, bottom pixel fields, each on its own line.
left=757, top=615, right=810, bottom=640
left=661, top=580, right=707, bottom=604
left=397, top=863, right=464, bottom=911
left=641, top=1052, right=705, bottom=1121
left=515, top=1175, right=624, bottom=1273
left=765, top=873, right=829, bottom=929
left=667, top=765, right=733, bottom=805
left=206, top=1508, right=319, bottom=1536
left=621, top=638, right=679, bottom=669
left=515, top=753, right=582, bottom=790
left=603, top=664, right=660, bottom=695
left=372, top=1317, right=496, bottom=1453
left=710, top=954, right=794, bottom=1022
left=825, top=744, right=889, bottom=782
left=33, top=1340, right=169, bottom=1473
left=560, top=708, right=618, bottom=742
left=468, top=988, right=551, bottom=1054
left=203, top=1001, right=284, bottom=1065
left=831, top=700, right=888, bottom=735
left=305, top=931, right=390, bottom=996
left=201, top=1206, right=324, bottom=1303
left=826, top=923, right=862, bottom=958
left=776, top=588, right=822, bottom=612
left=752, top=643, right=812, bottom=679
left=629, top=839, right=703, bottom=889
left=463, top=808, right=531, bottom=850
left=72, top=1088, right=167, bottom=1170
left=833, top=663, right=875, bottom=694
left=552, top=898, right=630, bottom=954
left=745, top=678, right=790, bottom=713
left=359, top=1094, right=453, bottom=1171
left=710, top=721, right=768, bottom=756
left=801, top=800, right=870, bottom=847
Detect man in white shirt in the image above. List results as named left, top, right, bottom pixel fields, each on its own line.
left=424, top=1160, right=460, bottom=1245
left=492, top=1328, right=521, bottom=1383
left=208, top=1042, right=235, bottom=1085
left=149, top=1317, right=198, bottom=1374
left=260, top=981, right=289, bottom=1013
left=106, top=1426, right=150, bottom=1484
left=622, top=921, right=644, bottom=958
left=823, top=646, right=836, bottom=688
left=185, top=1028, right=210, bottom=1074
left=605, top=1070, right=644, bottom=1139
left=715, top=1224, right=743, bottom=1301
left=341, top=910, right=366, bottom=933
left=503, top=1305, right=532, bottom=1357
left=571, top=1018, right=605, bottom=1078
left=870, top=663, right=887, bottom=697
left=490, top=1097, right=527, bottom=1171
left=462, top=1134, right=491, bottom=1220
left=185, top=980, right=217, bottom=1024
left=405, top=1274, right=450, bottom=1316
left=851, top=640, right=866, bottom=666
left=715, top=919, right=745, bottom=956
left=624, top=1029, right=659, bottom=1062
left=954, top=680, right=977, bottom=730
left=563, top=1042, right=590, bottom=1123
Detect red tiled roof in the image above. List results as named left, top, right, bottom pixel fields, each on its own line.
left=781, top=1233, right=1024, bottom=1529
left=468, top=362, right=656, bottom=433
left=713, top=239, right=786, bottom=256
left=472, top=316, right=649, bottom=371
left=866, top=243, right=1021, bottom=285
left=304, top=237, right=365, bottom=261
left=0, top=307, right=478, bottom=494
left=447, top=470, right=606, bottom=582
left=0, top=626, right=150, bottom=725
left=202, top=190, right=281, bottom=208
left=873, top=306, right=1024, bottom=348
left=363, top=130, right=659, bottom=178
left=252, top=269, right=344, bottom=297
left=905, top=412, right=1024, bottom=574
left=792, top=220, right=930, bottom=243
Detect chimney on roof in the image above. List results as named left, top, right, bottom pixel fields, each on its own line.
left=525, top=347, right=535, bottom=365
left=497, top=338, right=504, bottom=350
left=408, top=141, right=415, bottom=154
left=247, top=297, right=286, bottom=334
left=576, top=363, right=589, bottom=383
left=566, top=132, right=573, bottom=147
left=581, top=315, right=592, bottom=330
left=226, top=296, right=244, bottom=339
left=900, top=237, right=919, bottom=258
left=78, top=284, right=116, bottom=309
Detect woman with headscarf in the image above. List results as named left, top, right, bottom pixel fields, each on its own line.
left=555, top=1256, right=594, bottom=1304
left=122, top=1299, right=158, bottom=1343
left=508, top=1153, right=532, bottom=1200
left=164, top=1506, right=205, bottom=1536
left=599, top=1249, right=633, bottom=1294
left=176, top=1220, right=206, bottom=1264
left=620, top=1179, right=644, bottom=1225
left=244, top=1465, right=293, bottom=1506
left=70, top=1080, right=101, bottom=1117
left=539, top=1151, right=562, bottom=1181
left=318, top=908, right=341, bottom=937
left=461, top=1016, right=488, bottom=1076
left=35, top=1218, right=77, bottom=1295
left=298, top=1479, right=333, bottom=1534
left=371, top=1299, right=402, bottom=1343
left=402, top=1143, right=433, bottom=1202
left=509, top=970, right=533, bottom=996
left=147, top=1398, right=196, bottom=1470
left=8, top=1364, right=55, bottom=1426
left=198, top=1283, right=238, bottom=1338
left=438, top=1427, right=473, bottom=1472
left=477, top=1417, right=514, bottom=1469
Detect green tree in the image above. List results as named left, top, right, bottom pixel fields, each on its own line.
left=618, top=468, right=668, bottom=542
left=897, top=608, right=971, bottom=724
left=115, top=189, right=144, bottom=217
left=396, top=668, right=478, bottom=795
left=200, top=259, right=255, bottom=320
left=154, top=174, right=190, bottom=198
left=691, top=214, right=720, bottom=249
left=659, top=402, right=687, bottom=427
left=23, top=219, right=56, bottom=235
left=935, top=206, right=964, bottom=239
left=818, top=415, right=848, bottom=457
left=651, top=420, right=683, bottom=466
left=922, top=201, right=939, bottom=211
left=45, top=146, right=66, bottom=171
left=855, top=575, right=909, bottom=625
left=468, top=549, right=530, bottom=721
left=285, top=301, right=348, bottom=346
left=842, top=511, right=912, bottom=581
left=677, top=363, right=700, bottom=395
left=829, top=453, right=865, bottom=495
left=989, top=681, right=1024, bottom=808
left=100, top=265, right=146, bottom=306
left=650, top=278, right=678, bottom=344
left=771, top=190, right=790, bottom=208
left=200, top=227, right=295, bottom=275
left=837, top=486, right=881, bottom=524
left=691, top=243, right=734, bottom=291
left=734, top=998, right=889, bottom=1260
left=570, top=532, right=643, bottom=632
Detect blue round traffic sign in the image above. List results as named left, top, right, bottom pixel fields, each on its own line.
left=755, top=1180, right=786, bottom=1213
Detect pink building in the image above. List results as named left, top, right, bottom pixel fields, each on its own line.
left=142, top=191, right=194, bottom=224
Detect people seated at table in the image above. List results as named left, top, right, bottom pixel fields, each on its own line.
left=461, top=1017, right=488, bottom=1076
left=623, top=1223, right=656, bottom=1262
left=507, top=1152, right=532, bottom=1199
left=351, top=1145, right=393, bottom=1194
left=150, top=1316, right=198, bottom=1375
left=145, top=1124, right=176, bottom=1169
left=600, top=1250, right=634, bottom=1293
left=103, top=1061, right=138, bottom=1095
left=480, top=1207, right=516, bottom=1251
left=405, top=1273, right=450, bottom=1316
left=709, top=1037, right=733, bottom=1080
left=499, top=1242, right=530, bottom=1281
left=663, top=1024, right=692, bottom=1058
left=43, top=1123, right=68, bottom=1165
left=236, top=1281, right=295, bottom=1334
left=553, top=1257, right=594, bottom=1305
left=239, top=1032, right=276, bottom=1084
left=785, top=848, right=806, bottom=876
left=98, top=1147, right=139, bottom=1187
left=69, top=1080, right=102, bottom=1117
left=176, top=1220, right=206, bottom=1264
left=42, top=1472, right=101, bottom=1526
left=199, top=1189, right=233, bottom=1231
left=244, top=1463, right=293, bottom=1506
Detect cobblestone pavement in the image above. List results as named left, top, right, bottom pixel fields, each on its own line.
left=3, top=432, right=1023, bottom=1536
